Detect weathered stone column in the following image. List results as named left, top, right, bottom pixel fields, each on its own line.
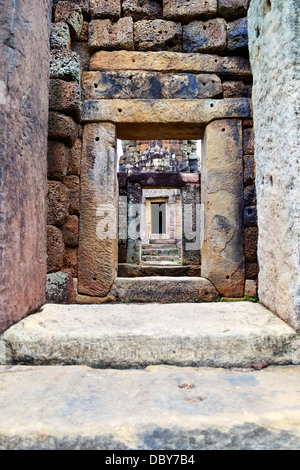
left=0, top=0, right=51, bottom=333
left=126, top=182, right=142, bottom=264
left=248, top=0, right=300, bottom=331
left=78, top=123, right=118, bottom=297
left=181, top=183, right=201, bottom=265
left=201, top=119, right=244, bottom=297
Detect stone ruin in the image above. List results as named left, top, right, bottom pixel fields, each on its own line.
left=0, top=0, right=299, bottom=334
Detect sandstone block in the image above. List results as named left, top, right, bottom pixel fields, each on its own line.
left=89, top=51, right=252, bottom=79
left=90, top=0, right=121, bottom=20
left=243, top=154, right=255, bottom=184
left=68, top=139, right=82, bottom=175
left=111, top=277, right=219, bottom=302
left=50, top=49, right=82, bottom=83
left=245, top=279, right=257, bottom=298
left=64, top=247, right=79, bottom=277
left=47, top=140, right=70, bottom=181
left=244, top=206, right=257, bottom=227
left=46, top=270, right=76, bottom=304
left=47, top=225, right=65, bottom=273
left=48, top=112, right=78, bottom=147
left=50, top=22, right=71, bottom=50
left=201, top=119, right=245, bottom=298
left=49, top=79, right=82, bottom=120
left=243, top=127, right=254, bottom=154
left=227, top=17, right=248, bottom=54
left=88, top=18, right=134, bottom=52
left=63, top=175, right=80, bottom=215
left=47, top=181, right=70, bottom=226
left=244, top=226, right=258, bottom=262
left=55, top=1, right=84, bottom=39
left=218, top=0, right=249, bottom=20
left=61, top=215, right=79, bottom=246
left=222, top=80, right=252, bottom=98
left=123, top=0, right=162, bottom=20
left=163, top=0, right=217, bottom=22
left=183, top=18, right=227, bottom=53
left=134, top=19, right=182, bottom=51
left=78, top=123, right=118, bottom=296
left=83, top=70, right=222, bottom=99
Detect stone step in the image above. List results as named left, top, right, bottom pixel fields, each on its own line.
left=142, top=255, right=180, bottom=263
left=142, top=243, right=180, bottom=250
left=0, top=364, right=300, bottom=449
left=1, top=302, right=298, bottom=370
left=118, top=263, right=201, bottom=277
left=149, top=239, right=177, bottom=244
left=111, top=277, right=217, bottom=303
left=142, top=248, right=180, bottom=256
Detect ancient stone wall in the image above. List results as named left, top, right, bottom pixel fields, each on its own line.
left=248, top=0, right=300, bottom=330
left=46, top=0, right=257, bottom=303
left=0, top=0, right=52, bottom=333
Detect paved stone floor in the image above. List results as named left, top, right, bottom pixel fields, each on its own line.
left=0, top=364, right=300, bottom=450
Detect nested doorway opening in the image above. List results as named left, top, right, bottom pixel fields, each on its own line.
left=117, top=138, right=202, bottom=275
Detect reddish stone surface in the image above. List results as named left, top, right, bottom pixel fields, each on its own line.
left=47, top=225, right=65, bottom=273
left=47, top=140, right=70, bottom=181
left=55, top=1, right=84, bottom=39
left=68, top=139, right=82, bottom=175
left=64, top=247, right=79, bottom=277
left=245, top=262, right=259, bottom=280
left=48, top=112, right=78, bottom=147
left=222, top=81, right=252, bottom=98
left=89, top=18, right=134, bottom=52
left=63, top=175, right=80, bottom=214
left=90, top=0, right=121, bottom=20
left=0, top=0, right=51, bottom=334
left=47, top=181, right=70, bottom=225
left=218, top=0, right=249, bottom=20
left=61, top=215, right=79, bottom=246
left=244, top=227, right=258, bottom=262
left=49, top=79, right=82, bottom=120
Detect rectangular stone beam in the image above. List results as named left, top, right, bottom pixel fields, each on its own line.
left=82, top=71, right=223, bottom=100
left=201, top=119, right=245, bottom=298
left=78, top=123, right=118, bottom=297
left=90, top=51, right=252, bottom=80
left=81, top=98, right=252, bottom=139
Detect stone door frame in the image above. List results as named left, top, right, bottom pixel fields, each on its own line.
left=78, top=98, right=251, bottom=300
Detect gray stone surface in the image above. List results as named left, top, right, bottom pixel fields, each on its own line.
left=0, top=302, right=298, bottom=369
left=50, top=49, right=82, bottom=83
left=0, top=364, right=300, bottom=449
left=111, top=277, right=218, bottom=302
left=83, top=71, right=222, bottom=100
left=248, top=0, right=300, bottom=332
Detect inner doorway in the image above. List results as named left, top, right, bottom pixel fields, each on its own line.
left=151, top=201, right=167, bottom=237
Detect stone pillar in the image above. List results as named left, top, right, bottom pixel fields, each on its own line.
left=248, top=0, right=300, bottom=330
left=181, top=183, right=201, bottom=265
left=201, top=119, right=244, bottom=297
left=126, top=182, right=142, bottom=264
left=0, top=0, right=51, bottom=334
left=78, top=123, right=118, bottom=297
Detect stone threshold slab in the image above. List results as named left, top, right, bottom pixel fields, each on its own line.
left=0, top=302, right=298, bottom=369
left=110, top=277, right=218, bottom=303
left=0, top=364, right=300, bottom=450
left=89, top=51, right=252, bottom=79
